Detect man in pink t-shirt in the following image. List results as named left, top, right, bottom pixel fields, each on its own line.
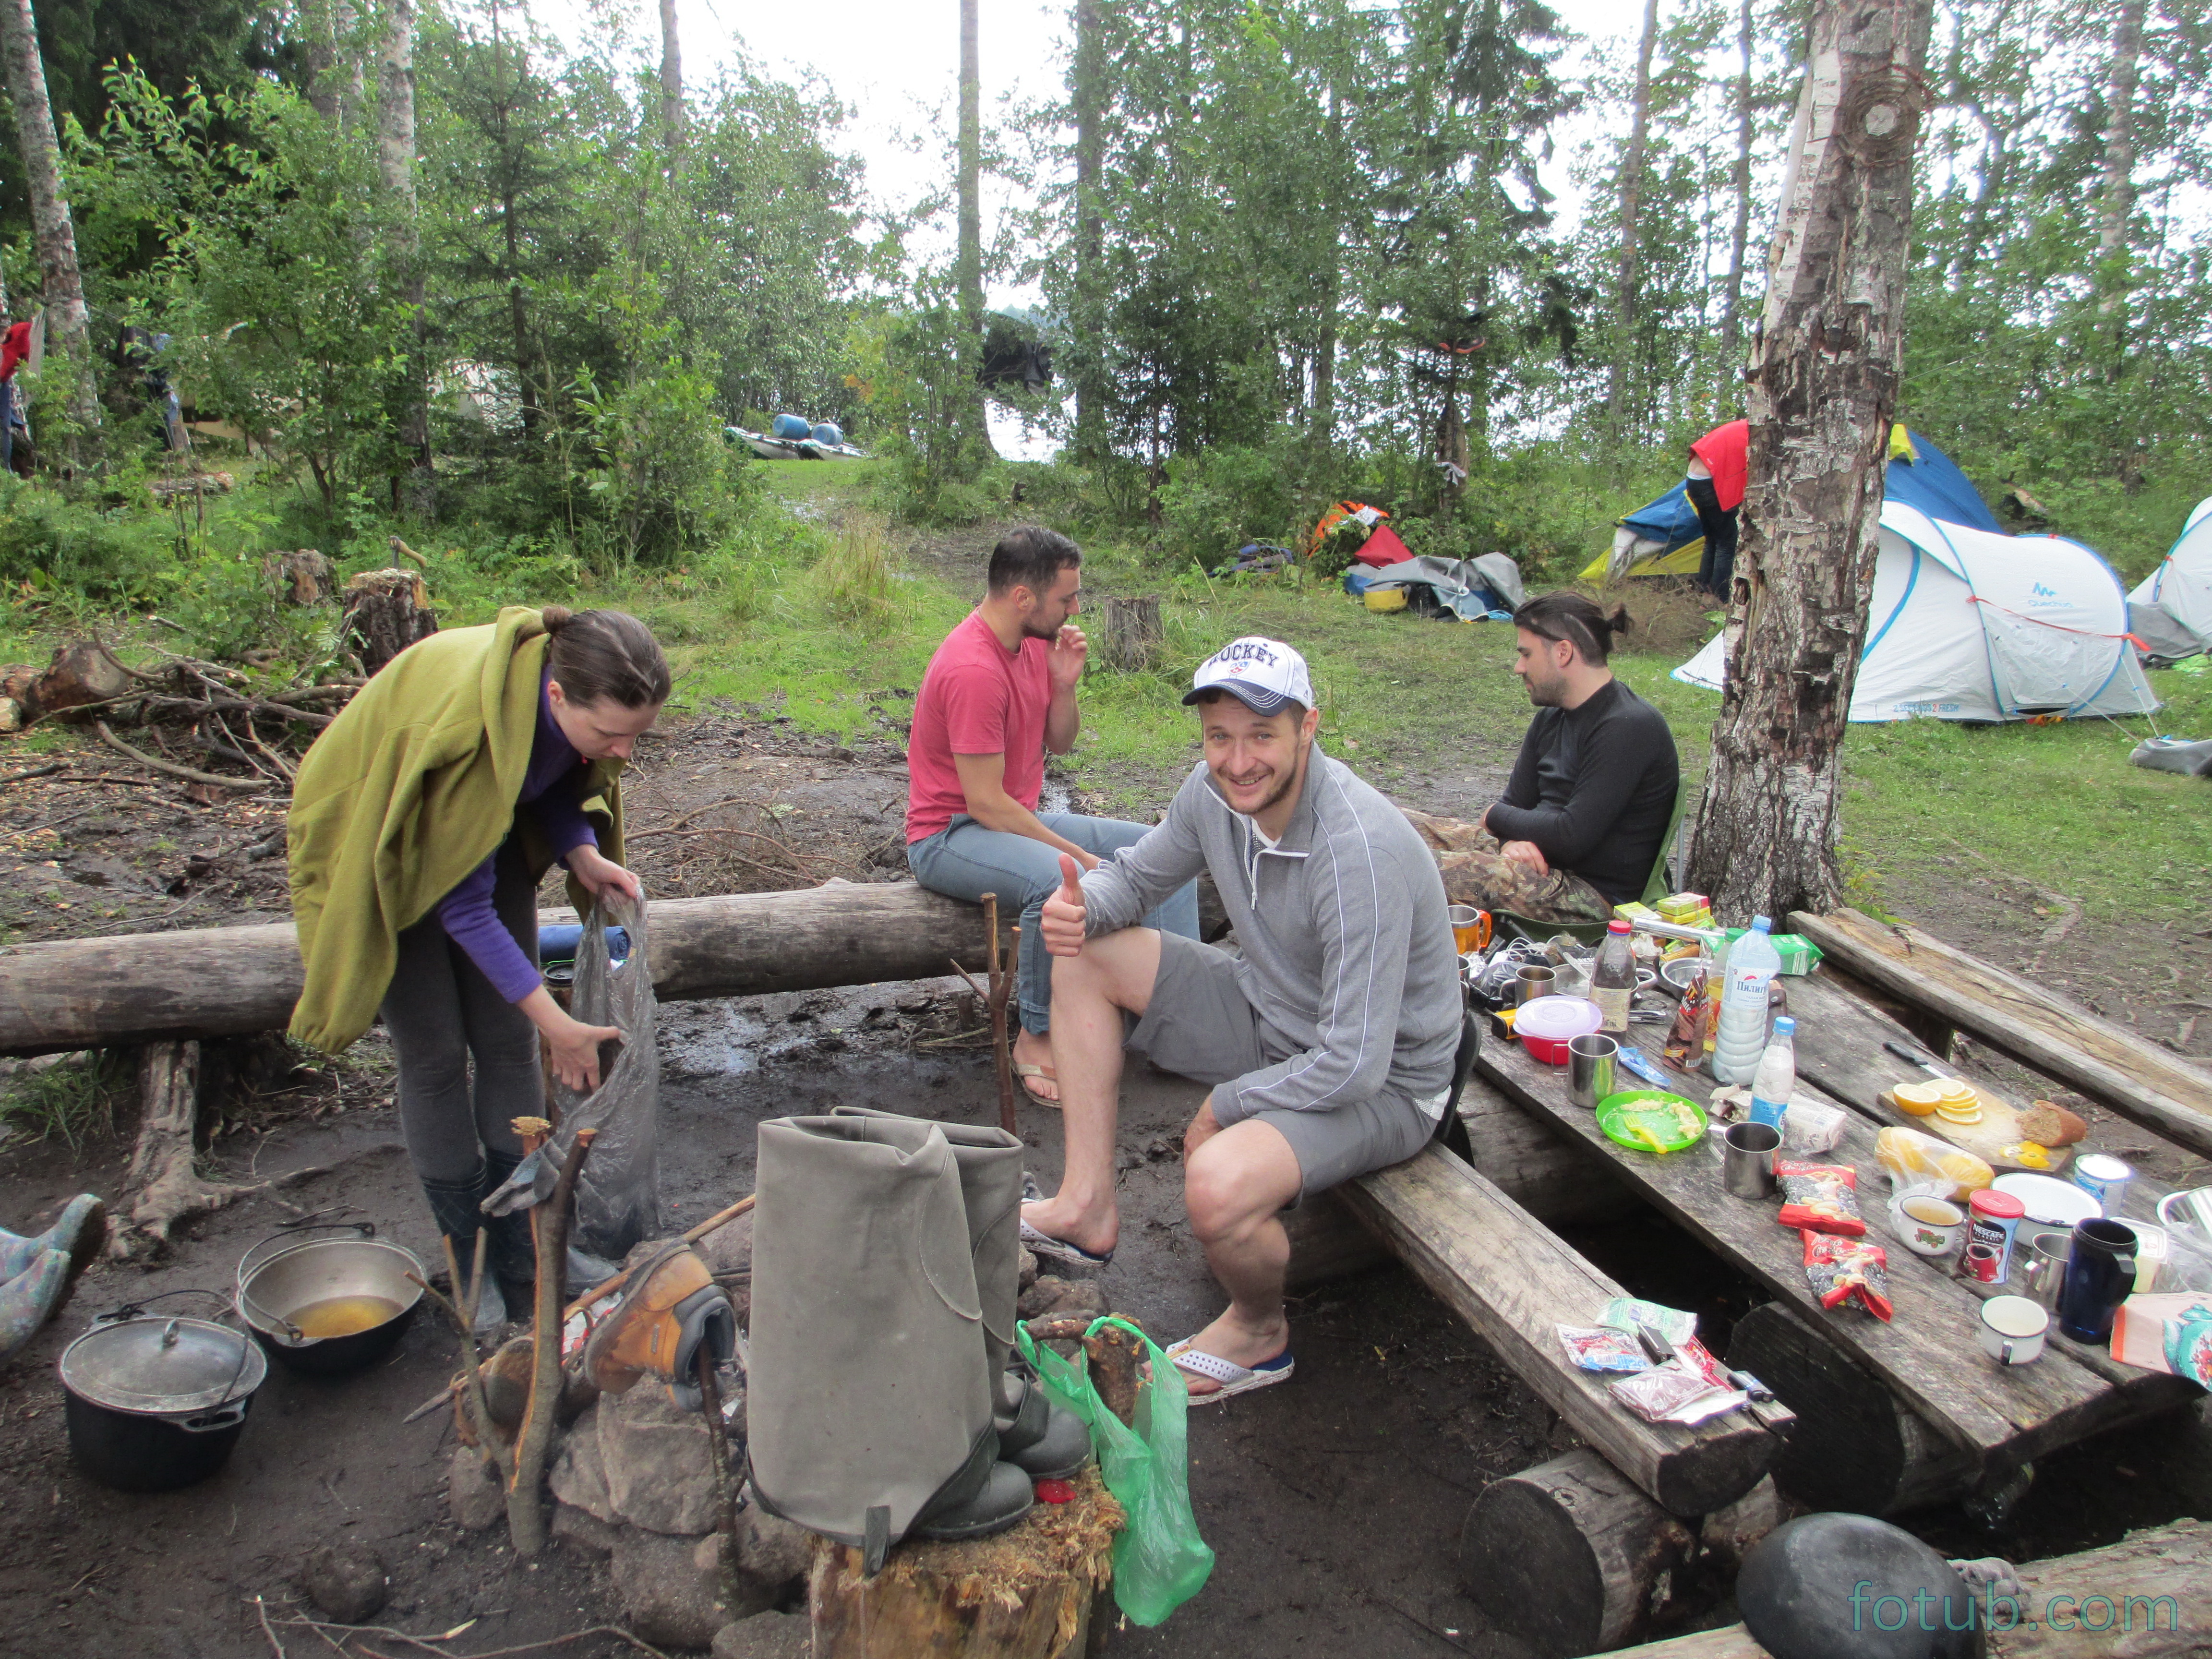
left=907, top=527, right=1198, bottom=1102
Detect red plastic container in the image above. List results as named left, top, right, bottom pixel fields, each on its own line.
left=1515, top=997, right=1603, bottom=1065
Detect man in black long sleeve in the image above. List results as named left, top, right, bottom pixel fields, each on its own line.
left=1444, top=592, right=1679, bottom=922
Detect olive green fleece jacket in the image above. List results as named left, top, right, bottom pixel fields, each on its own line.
left=286, top=606, right=625, bottom=1053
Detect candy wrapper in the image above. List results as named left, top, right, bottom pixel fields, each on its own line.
left=1599, top=1298, right=1697, bottom=1346
left=1777, top=1161, right=1867, bottom=1237
left=1559, top=1325, right=1649, bottom=1374
left=1665, top=967, right=1714, bottom=1067
left=1611, top=1352, right=1746, bottom=1424
left=1803, top=1229, right=1894, bottom=1320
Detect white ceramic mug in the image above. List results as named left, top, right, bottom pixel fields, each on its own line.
left=1887, top=1185, right=1966, bottom=1257
left=1979, top=1295, right=2049, bottom=1367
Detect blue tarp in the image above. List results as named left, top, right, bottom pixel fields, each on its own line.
left=1619, top=477, right=1706, bottom=555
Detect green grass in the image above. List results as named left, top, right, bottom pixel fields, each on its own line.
left=0, top=1053, right=124, bottom=1153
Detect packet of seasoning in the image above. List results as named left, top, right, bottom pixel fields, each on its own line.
left=1803, top=1229, right=1894, bottom=1321
left=1610, top=1357, right=1746, bottom=1424
left=1776, top=1160, right=1867, bottom=1237
left=1664, top=966, right=1710, bottom=1065
left=1558, top=1324, right=1649, bottom=1373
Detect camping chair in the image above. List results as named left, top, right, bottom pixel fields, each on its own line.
left=1491, top=776, right=1694, bottom=948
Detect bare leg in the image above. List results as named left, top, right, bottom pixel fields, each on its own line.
left=1011, top=1027, right=1058, bottom=1102
left=1018, top=926, right=1162, bottom=1259
left=1177, top=1118, right=1304, bottom=1395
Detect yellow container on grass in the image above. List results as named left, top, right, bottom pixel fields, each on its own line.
left=1364, top=587, right=1408, bottom=613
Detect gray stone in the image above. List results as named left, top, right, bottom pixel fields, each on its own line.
left=599, top=1382, right=719, bottom=1535
left=731, top=1505, right=810, bottom=1591
left=697, top=1214, right=752, bottom=1278
left=301, top=1539, right=387, bottom=1624
left=552, top=1502, right=622, bottom=1559
left=613, top=1529, right=773, bottom=1651
left=710, top=1610, right=810, bottom=1659
left=549, top=1404, right=613, bottom=1521
left=1018, top=1245, right=1039, bottom=1290
left=447, top=1446, right=505, bottom=1532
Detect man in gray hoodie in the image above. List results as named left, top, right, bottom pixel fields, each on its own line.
left=1020, top=637, right=1461, bottom=1401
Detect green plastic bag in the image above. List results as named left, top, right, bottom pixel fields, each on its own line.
left=1017, top=1315, right=1214, bottom=1625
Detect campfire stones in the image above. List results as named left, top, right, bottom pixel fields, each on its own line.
left=301, top=1539, right=389, bottom=1624
left=597, top=1387, right=725, bottom=1536
left=712, top=1611, right=810, bottom=1659
left=448, top=1446, right=505, bottom=1533
left=1017, top=1275, right=1110, bottom=1324
left=612, top=1529, right=754, bottom=1650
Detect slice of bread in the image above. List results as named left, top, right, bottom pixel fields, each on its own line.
left=2018, top=1101, right=2089, bottom=1148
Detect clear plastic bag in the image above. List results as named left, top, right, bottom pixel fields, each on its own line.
left=484, top=892, right=660, bottom=1264
left=1018, top=1316, right=1213, bottom=1626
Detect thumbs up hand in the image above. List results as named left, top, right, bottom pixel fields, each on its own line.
left=1040, top=853, right=1088, bottom=957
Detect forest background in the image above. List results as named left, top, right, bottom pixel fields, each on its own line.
left=0, top=0, right=2205, bottom=930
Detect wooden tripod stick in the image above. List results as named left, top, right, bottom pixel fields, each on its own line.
left=981, top=891, right=1018, bottom=1133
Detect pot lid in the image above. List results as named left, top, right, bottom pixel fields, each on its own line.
left=60, top=1316, right=267, bottom=1414
left=1516, top=997, right=1603, bottom=1041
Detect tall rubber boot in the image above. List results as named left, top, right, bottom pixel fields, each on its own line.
left=835, top=1107, right=1089, bottom=1481
left=421, top=1167, right=507, bottom=1337
left=0, top=1193, right=106, bottom=1286
left=0, top=1248, right=72, bottom=1364
left=479, top=1149, right=541, bottom=1315
left=748, top=1113, right=1029, bottom=1572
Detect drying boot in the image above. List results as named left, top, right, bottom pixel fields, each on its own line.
left=579, top=1242, right=734, bottom=1409
left=0, top=1193, right=107, bottom=1285
left=479, top=1150, right=541, bottom=1318
left=421, top=1167, right=507, bottom=1337
left=0, top=1248, right=74, bottom=1364
left=836, top=1108, right=1090, bottom=1482
left=748, top=1113, right=1030, bottom=1572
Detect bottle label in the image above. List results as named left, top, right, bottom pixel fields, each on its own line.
left=1593, top=986, right=1631, bottom=1034
left=1747, top=1095, right=1788, bottom=1130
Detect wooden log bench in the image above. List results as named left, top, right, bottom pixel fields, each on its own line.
left=1791, top=908, right=2212, bottom=1161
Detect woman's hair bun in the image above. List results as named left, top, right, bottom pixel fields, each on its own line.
left=541, top=604, right=575, bottom=633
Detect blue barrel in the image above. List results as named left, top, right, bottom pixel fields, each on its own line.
left=770, top=413, right=812, bottom=441
left=811, top=422, right=844, bottom=447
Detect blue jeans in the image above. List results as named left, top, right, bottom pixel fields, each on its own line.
left=908, top=812, right=1201, bottom=1035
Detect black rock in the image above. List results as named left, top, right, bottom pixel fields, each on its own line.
left=301, top=1539, right=388, bottom=1624
left=1737, top=1513, right=1980, bottom=1659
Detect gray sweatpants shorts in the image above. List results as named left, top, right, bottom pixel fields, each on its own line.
left=1124, top=932, right=1439, bottom=1201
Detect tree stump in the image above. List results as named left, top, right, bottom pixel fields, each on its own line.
left=341, top=569, right=438, bottom=673
left=1464, top=1448, right=1696, bottom=1658
left=807, top=1463, right=1123, bottom=1658
left=264, top=549, right=334, bottom=606
left=1727, top=1301, right=1979, bottom=1515
left=111, top=1040, right=256, bottom=1259
left=1095, top=596, right=1162, bottom=673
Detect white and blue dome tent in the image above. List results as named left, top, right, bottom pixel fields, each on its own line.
left=2128, top=496, right=2212, bottom=665
left=1671, top=501, right=2161, bottom=724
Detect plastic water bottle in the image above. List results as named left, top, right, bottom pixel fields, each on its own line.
left=1747, top=1016, right=1797, bottom=1131
left=1590, top=920, right=1636, bottom=1035
left=1711, top=916, right=1781, bottom=1084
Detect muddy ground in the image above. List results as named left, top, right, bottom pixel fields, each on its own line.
left=2, top=690, right=2208, bottom=1657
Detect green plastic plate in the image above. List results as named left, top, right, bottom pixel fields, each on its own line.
left=1596, top=1089, right=1709, bottom=1154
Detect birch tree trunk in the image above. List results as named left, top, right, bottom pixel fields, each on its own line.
left=1685, top=0, right=1934, bottom=921
left=2093, top=0, right=2141, bottom=376
left=658, top=0, right=684, bottom=145
left=1715, top=0, right=1755, bottom=395
left=956, top=0, right=993, bottom=460
left=1605, top=0, right=1662, bottom=442
left=1072, top=0, right=1105, bottom=461
left=0, top=0, right=97, bottom=438
left=378, top=0, right=432, bottom=514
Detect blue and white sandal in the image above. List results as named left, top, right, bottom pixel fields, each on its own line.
left=1019, top=1217, right=1114, bottom=1269
left=1165, top=1336, right=1295, bottom=1404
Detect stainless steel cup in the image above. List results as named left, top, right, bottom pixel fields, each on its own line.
left=1722, top=1121, right=1781, bottom=1199
left=2018, top=1229, right=2074, bottom=1312
left=1567, top=1034, right=1618, bottom=1109
left=1516, top=965, right=1556, bottom=1006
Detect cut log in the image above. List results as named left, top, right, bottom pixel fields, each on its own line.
left=1726, top=1301, right=1981, bottom=1515
left=1337, top=1143, right=1778, bottom=1516
left=807, top=1462, right=1121, bottom=1659
left=340, top=568, right=437, bottom=673
left=1791, top=908, right=2212, bottom=1161
left=1095, top=594, right=1163, bottom=673
left=111, top=1040, right=257, bottom=1259
left=146, top=471, right=234, bottom=502
left=0, top=882, right=1013, bottom=1056
left=263, top=548, right=333, bottom=606
left=1607, top=1517, right=2212, bottom=1659
left=1464, top=1448, right=1697, bottom=1658
left=18, top=638, right=134, bottom=724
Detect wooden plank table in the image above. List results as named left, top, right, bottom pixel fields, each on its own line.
left=1474, top=1007, right=2197, bottom=1497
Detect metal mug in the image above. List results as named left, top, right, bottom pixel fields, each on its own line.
left=1567, top=1034, right=1618, bottom=1110
left=1515, top=965, right=1556, bottom=1006
left=1722, top=1121, right=1781, bottom=1200
left=2016, top=1229, right=2073, bottom=1312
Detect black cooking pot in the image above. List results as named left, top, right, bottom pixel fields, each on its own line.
left=235, top=1222, right=425, bottom=1377
left=59, top=1305, right=267, bottom=1492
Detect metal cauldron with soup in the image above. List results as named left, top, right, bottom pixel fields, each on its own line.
left=235, top=1223, right=426, bottom=1376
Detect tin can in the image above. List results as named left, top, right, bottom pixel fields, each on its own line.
left=2070, top=1153, right=2134, bottom=1217
left=1966, top=1188, right=2028, bottom=1284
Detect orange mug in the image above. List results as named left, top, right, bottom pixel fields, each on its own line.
left=1447, top=904, right=1492, bottom=955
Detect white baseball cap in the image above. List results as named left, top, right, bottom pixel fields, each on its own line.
left=1182, top=637, right=1315, bottom=715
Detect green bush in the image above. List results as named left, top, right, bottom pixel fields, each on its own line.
left=1155, top=438, right=1304, bottom=564
left=0, top=481, right=178, bottom=607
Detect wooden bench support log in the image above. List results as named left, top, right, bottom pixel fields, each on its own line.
left=1605, top=1517, right=2212, bottom=1659
left=111, top=1040, right=259, bottom=1259
left=1727, top=1301, right=1981, bottom=1516
left=1466, top=1449, right=1697, bottom=1658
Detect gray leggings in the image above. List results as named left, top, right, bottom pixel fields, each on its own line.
left=382, top=842, right=540, bottom=1185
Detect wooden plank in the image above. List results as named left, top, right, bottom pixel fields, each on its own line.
left=1791, top=908, right=2212, bottom=1161
left=0, top=883, right=1008, bottom=1055
left=1475, top=1025, right=2170, bottom=1478
left=1336, top=1143, right=1779, bottom=1517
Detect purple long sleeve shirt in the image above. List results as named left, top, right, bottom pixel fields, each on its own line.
left=433, top=675, right=599, bottom=1002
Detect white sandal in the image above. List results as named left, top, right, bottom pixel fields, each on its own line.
left=1165, top=1336, right=1295, bottom=1404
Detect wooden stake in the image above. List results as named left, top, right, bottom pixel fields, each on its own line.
left=508, top=1127, right=595, bottom=1557
left=982, top=892, right=1018, bottom=1133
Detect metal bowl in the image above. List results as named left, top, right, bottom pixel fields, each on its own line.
left=235, top=1224, right=426, bottom=1377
